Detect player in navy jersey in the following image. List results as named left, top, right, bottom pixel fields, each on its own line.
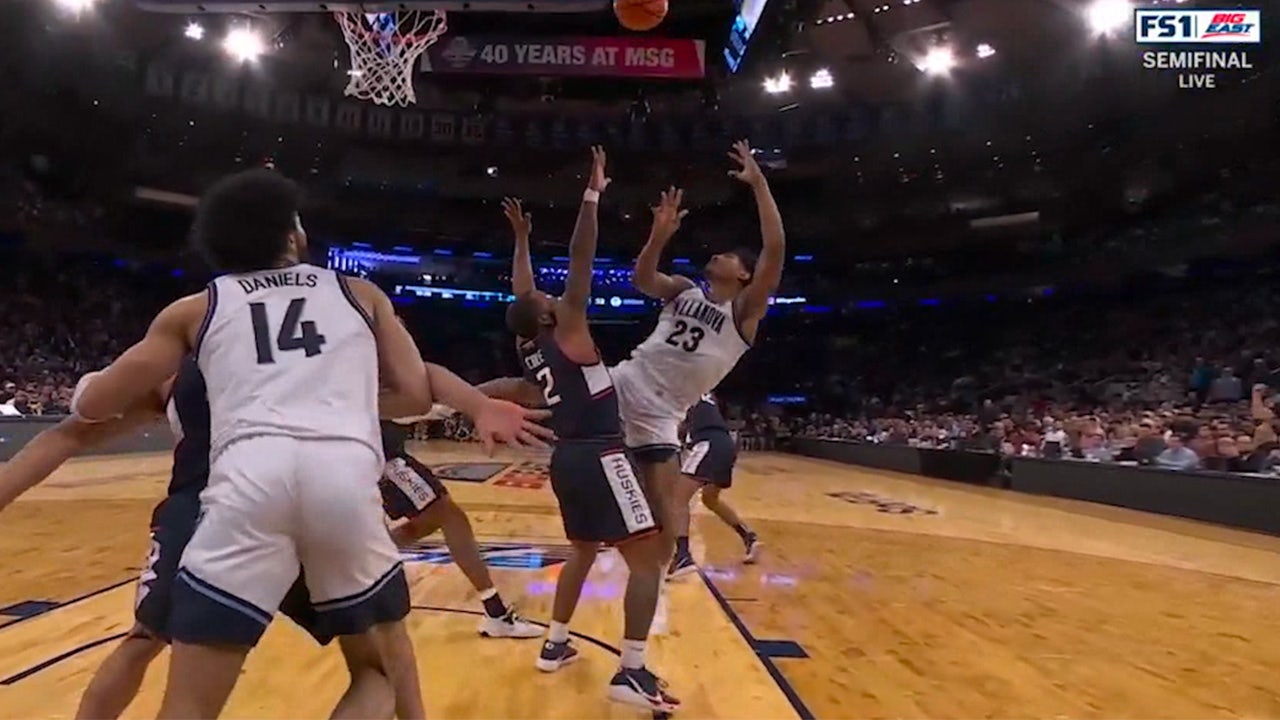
left=480, top=148, right=679, bottom=713
left=668, top=392, right=760, bottom=578
left=0, top=356, right=548, bottom=719
left=376, top=416, right=542, bottom=638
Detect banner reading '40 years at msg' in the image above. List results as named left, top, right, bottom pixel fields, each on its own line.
left=420, top=35, right=707, bottom=79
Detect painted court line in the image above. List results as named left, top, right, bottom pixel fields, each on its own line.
left=698, top=568, right=815, bottom=720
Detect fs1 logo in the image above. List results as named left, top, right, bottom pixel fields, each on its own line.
left=1136, top=9, right=1262, bottom=44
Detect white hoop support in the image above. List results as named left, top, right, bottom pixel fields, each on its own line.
left=334, top=8, right=447, bottom=108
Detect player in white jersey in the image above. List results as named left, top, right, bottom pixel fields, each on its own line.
left=612, top=140, right=784, bottom=557
left=73, top=168, right=433, bottom=719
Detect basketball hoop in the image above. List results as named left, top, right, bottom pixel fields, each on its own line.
left=334, top=8, right=447, bottom=108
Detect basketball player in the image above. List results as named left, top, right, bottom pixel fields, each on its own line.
left=668, top=392, right=760, bottom=578
left=0, top=355, right=547, bottom=719
left=613, top=140, right=784, bottom=550
left=72, top=168, right=434, bottom=719
left=487, top=147, right=680, bottom=712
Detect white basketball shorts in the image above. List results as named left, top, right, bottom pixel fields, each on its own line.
left=610, top=360, right=683, bottom=461
left=171, top=435, right=405, bottom=646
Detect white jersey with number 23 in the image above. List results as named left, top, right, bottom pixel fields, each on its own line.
left=195, top=263, right=382, bottom=463
left=618, top=285, right=750, bottom=414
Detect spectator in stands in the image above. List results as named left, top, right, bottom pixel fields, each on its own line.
left=1203, top=435, right=1245, bottom=473
left=1132, top=419, right=1166, bottom=464
left=1042, top=421, right=1067, bottom=459
left=1209, top=368, right=1243, bottom=403
left=1078, top=427, right=1115, bottom=462
left=1191, top=358, right=1214, bottom=406
left=1155, top=434, right=1200, bottom=470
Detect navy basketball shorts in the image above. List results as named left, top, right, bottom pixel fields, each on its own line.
left=550, top=440, right=660, bottom=544
left=379, top=453, right=449, bottom=521
left=680, top=430, right=737, bottom=488
left=134, top=491, right=201, bottom=641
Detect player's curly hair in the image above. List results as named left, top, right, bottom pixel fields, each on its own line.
left=191, top=168, right=302, bottom=273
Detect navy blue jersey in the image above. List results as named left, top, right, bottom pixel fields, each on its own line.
left=381, top=420, right=412, bottom=457
left=686, top=394, right=729, bottom=437
left=519, top=333, right=621, bottom=441
left=166, top=357, right=212, bottom=497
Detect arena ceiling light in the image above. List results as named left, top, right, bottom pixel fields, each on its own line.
left=763, top=71, right=793, bottom=94
left=1086, top=0, right=1132, bottom=35
left=976, top=42, right=996, bottom=59
left=809, top=68, right=834, bottom=89
left=916, top=46, right=956, bottom=75
left=222, top=27, right=266, bottom=63
left=53, top=0, right=98, bottom=14
left=184, top=21, right=205, bottom=40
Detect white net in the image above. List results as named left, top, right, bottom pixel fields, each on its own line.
left=334, top=8, right=447, bottom=108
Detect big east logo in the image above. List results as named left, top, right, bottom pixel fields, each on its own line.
left=1136, top=9, right=1262, bottom=44
left=1205, top=13, right=1257, bottom=38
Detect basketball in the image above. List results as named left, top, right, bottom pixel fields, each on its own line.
left=614, top=0, right=667, bottom=32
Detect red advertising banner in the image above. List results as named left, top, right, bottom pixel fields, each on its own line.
left=421, top=36, right=707, bottom=79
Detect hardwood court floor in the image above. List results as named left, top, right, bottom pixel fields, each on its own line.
left=2, top=442, right=1280, bottom=718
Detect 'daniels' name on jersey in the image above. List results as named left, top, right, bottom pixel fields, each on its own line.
left=235, top=271, right=319, bottom=294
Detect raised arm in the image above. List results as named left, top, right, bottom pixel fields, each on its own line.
left=503, top=197, right=535, bottom=296
left=74, top=293, right=204, bottom=422
left=728, top=140, right=785, bottom=325
left=633, top=186, right=695, bottom=302
left=561, top=146, right=610, bottom=312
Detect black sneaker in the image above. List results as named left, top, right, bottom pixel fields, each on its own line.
left=743, top=534, right=763, bottom=564
left=608, top=666, right=680, bottom=712
left=666, top=553, right=697, bottom=580
left=535, top=639, right=578, bottom=673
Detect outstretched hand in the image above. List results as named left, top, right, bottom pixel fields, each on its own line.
left=588, top=145, right=611, bottom=193
left=472, top=397, right=555, bottom=455
left=502, top=197, right=532, bottom=239
left=727, top=139, right=764, bottom=187
left=649, top=186, right=689, bottom=242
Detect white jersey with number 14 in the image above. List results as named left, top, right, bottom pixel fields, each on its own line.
left=195, top=263, right=382, bottom=463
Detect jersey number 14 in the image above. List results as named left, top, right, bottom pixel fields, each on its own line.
left=250, top=298, right=328, bottom=365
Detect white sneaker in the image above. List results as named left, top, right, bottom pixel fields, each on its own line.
left=478, top=609, right=543, bottom=639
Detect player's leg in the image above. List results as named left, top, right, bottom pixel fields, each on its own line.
left=667, top=440, right=714, bottom=578
left=297, top=440, right=424, bottom=720
left=75, top=629, right=165, bottom=720
left=536, top=444, right=598, bottom=671
left=537, top=538, right=599, bottom=672
left=382, top=458, right=537, bottom=638
left=667, top=475, right=702, bottom=578
left=277, top=576, right=396, bottom=720
left=699, top=431, right=760, bottom=562
left=160, top=437, right=304, bottom=719
left=610, top=365, right=680, bottom=558
left=701, top=486, right=760, bottom=562
left=77, top=492, right=198, bottom=720
left=587, top=445, right=680, bottom=713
